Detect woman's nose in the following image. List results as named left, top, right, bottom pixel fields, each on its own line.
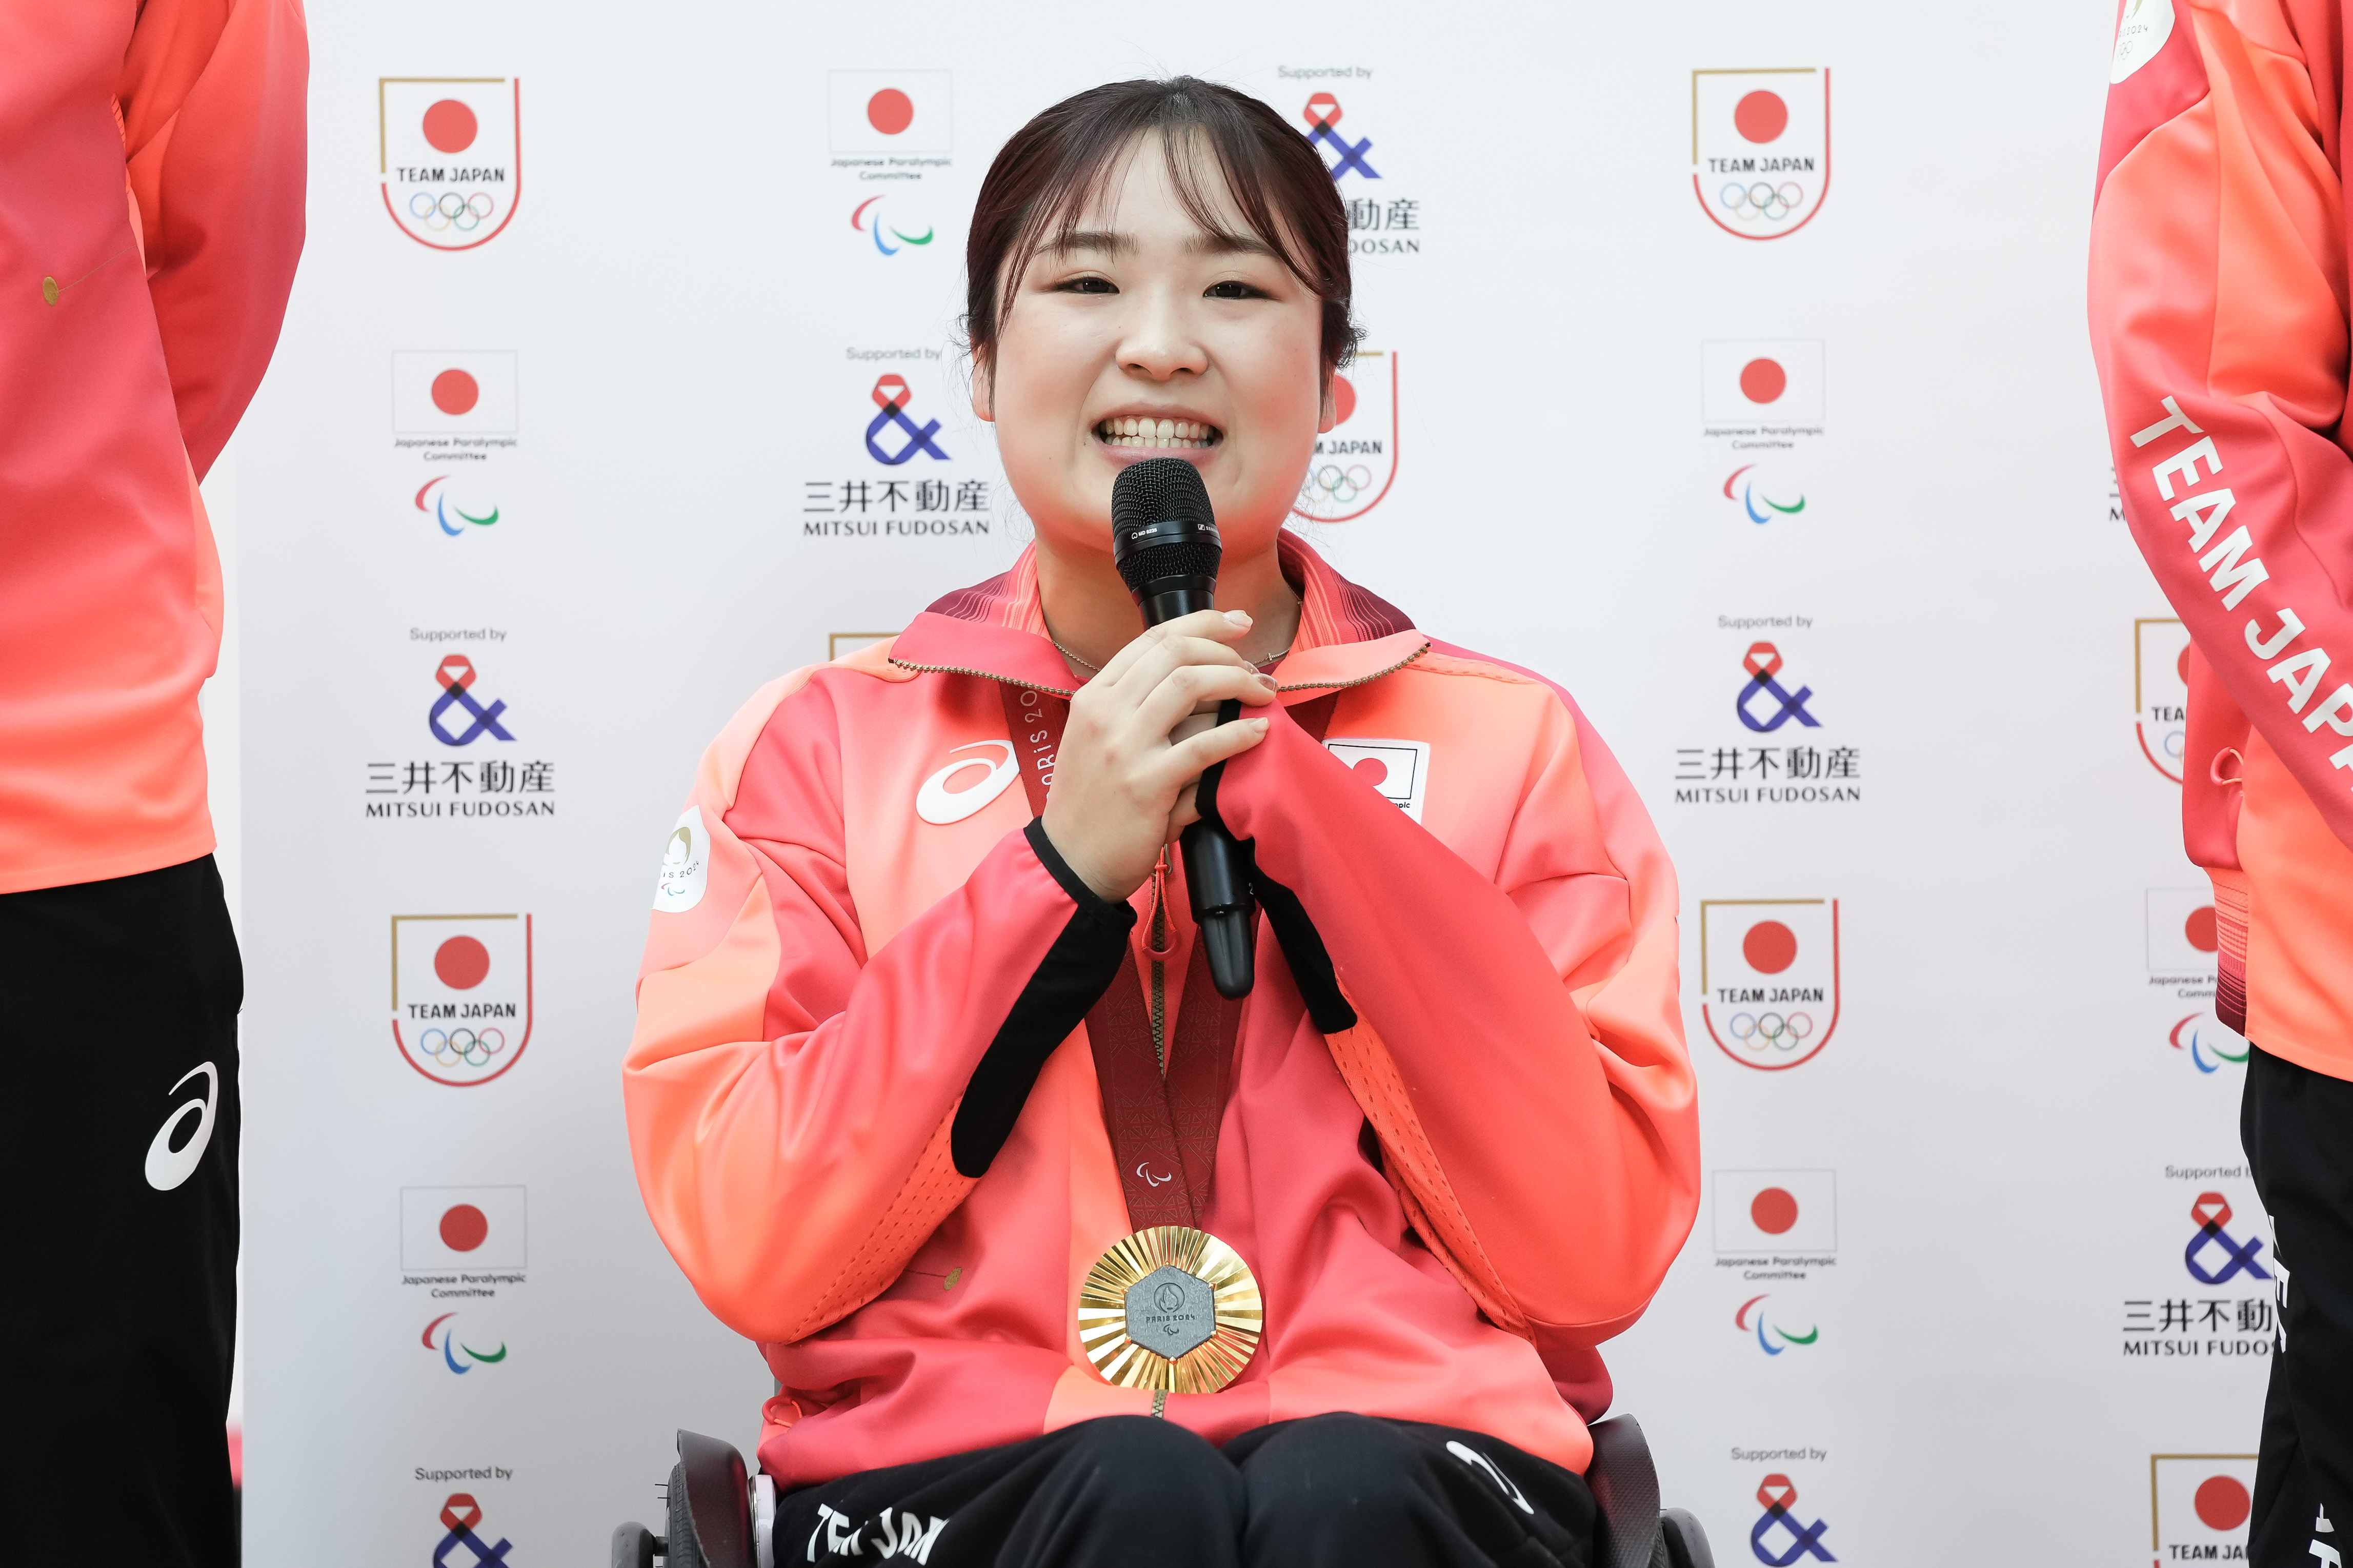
left=1118, top=287, right=1209, bottom=380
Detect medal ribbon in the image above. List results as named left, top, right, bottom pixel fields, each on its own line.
left=996, top=681, right=1338, bottom=1230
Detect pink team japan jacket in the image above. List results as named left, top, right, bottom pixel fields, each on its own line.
left=2093, top=0, right=2353, bottom=1081
left=0, top=0, right=305, bottom=893
left=624, top=538, right=1699, bottom=1485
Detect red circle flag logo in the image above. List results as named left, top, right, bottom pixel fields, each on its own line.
left=421, top=98, right=478, bottom=154
left=433, top=935, right=491, bottom=989
left=1733, top=90, right=1788, bottom=144
left=401, top=1186, right=527, bottom=1268
left=1738, top=358, right=1787, bottom=405
left=438, top=1203, right=490, bottom=1252
left=1749, top=1186, right=1800, bottom=1235
left=429, top=368, right=479, bottom=416
left=867, top=88, right=915, bottom=135
left=829, top=71, right=952, bottom=153
left=1700, top=899, right=1839, bottom=1069
left=1741, top=919, right=1799, bottom=974
left=1714, top=1169, right=1837, bottom=1253
left=1691, top=69, right=1828, bottom=238
left=2193, top=1475, right=2250, bottom=1532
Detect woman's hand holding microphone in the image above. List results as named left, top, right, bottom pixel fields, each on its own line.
left=1040, top=608, right=1277, bottom=904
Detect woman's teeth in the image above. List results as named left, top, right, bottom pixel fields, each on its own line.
left=1097, top=417, right=1217, bottom=450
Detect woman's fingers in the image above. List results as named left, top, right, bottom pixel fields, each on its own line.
left=1129, top=663, right=1277, bottom=742
left=1100, top=632, right=1258, bottom=706
left=1149, top=713, right=1272, bottom=804
left=1092, top=608, right=1252, bottom=689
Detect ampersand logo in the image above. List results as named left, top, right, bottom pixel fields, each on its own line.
left=2184, top=1191, right=2272, bottom=1285
left=1749, top=1474, right=1835, bottom=1564
left=432, top=1493, right=512, bottom=1568
left=1736, top=643, right=1820, bottom=732
left=866, top=375, right=950, bottom=466
left=429, top=656, right=515, bottom=747
left=1302, top=93, right=1380, bottom=181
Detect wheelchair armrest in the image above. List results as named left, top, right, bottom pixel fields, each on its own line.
left=1586, top=1415, right=1662, bottom=1568
left=675, top=1430, right=755, bottom=1568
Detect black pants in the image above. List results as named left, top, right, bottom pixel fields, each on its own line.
left=2245, top=1044, right=2353, bottom=1568
left=0, top=857, right=242, bottom=1567
left=777, top=1412, right=1597, bottom=1567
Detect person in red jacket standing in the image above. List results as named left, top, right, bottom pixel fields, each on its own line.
left=0, top=1, right=305, bottom=1561
left=2093, top=3, right=2353, bottom=1563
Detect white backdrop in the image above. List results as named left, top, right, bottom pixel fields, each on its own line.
left=231, top=3, right=2269, bottom=1562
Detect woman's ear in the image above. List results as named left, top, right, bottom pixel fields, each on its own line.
left=1316, top=372, right=1336, bottom=435
left=972, top=353, right=995, bottom=423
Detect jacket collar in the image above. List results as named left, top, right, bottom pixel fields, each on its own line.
left=888, top=535, right=1429, bottom=698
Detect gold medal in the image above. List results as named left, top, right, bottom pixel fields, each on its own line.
left=1076, top=1226, right=1262, bottom=1394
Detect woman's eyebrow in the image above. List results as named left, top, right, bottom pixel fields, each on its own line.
left=1045, top=230, right=1133, bottom=256
left=1188, top=231, right=1280, bottom=259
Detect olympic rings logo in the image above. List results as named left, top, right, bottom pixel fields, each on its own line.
left=1728, top=1011, right=1815, bottom=1054
left=1719, top=181, right=1805, bottom=223
left=418, top=1027, right=507, bottom=1068
left=407, top=191, right=498, bottom=232
left=1300, top=463, right=1375, bottom=504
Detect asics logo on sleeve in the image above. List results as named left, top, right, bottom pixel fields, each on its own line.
left=915, top=741, right=1019, bottom=825
left=144, top=1062, right=218, bottom=1191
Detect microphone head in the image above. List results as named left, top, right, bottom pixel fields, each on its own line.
left=1111, top=458, right=1221, bottom=607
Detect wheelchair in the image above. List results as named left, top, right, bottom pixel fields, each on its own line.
left=613, top=1415, right=1715, bottom=1568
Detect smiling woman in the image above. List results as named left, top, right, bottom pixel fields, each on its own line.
left=625, top=75, right=1698, bottom=1568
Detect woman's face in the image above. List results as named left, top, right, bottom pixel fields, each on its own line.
left=975, top=133, right=1333, bottom=565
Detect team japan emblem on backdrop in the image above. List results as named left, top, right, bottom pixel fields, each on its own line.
left=1698, top=899, right=1838, bottom=1069
left=379, top=79, right=520, bottom=250
left=391, top=914, right=533, bottom=1086
left=1691, top=70, right=1828, bottom=240
left=1294, top=351, right=1397, bottom=521
left=2149, top=1455, right=2256, bottom=1561
left=2136, top=617, right=2190, bottom=782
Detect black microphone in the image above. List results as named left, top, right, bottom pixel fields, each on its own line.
left=1111, top=457, right=1255, bottom=1000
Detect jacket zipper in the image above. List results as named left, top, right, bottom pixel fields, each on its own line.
left=1146, top=853, right=1170, bottom=1074
left=1271, top=640, right=1432, bottom=694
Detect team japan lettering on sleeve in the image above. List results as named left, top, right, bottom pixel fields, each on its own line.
left=2126, top=398, right=2353, bottom=775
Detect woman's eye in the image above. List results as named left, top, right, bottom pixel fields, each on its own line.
left=1204, top=280, right=1265, bottom=300
left=1057, top=276, right=1117, bottom=294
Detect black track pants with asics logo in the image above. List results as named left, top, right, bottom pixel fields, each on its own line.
left=0, top=857, right=242, bottom=1568
left=2245, top=1044, right=2353, bottom=1568
left=775, top=1412, right=1598, bottom=1567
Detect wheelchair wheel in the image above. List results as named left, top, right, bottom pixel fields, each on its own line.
left=667, top=1463, right=708, bottom=1568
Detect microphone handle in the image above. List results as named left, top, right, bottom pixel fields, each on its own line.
left=1134, top=584, right=1255, bottom=999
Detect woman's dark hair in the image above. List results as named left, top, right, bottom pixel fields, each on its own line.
left=966, top=77, right=1358, bottom=380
